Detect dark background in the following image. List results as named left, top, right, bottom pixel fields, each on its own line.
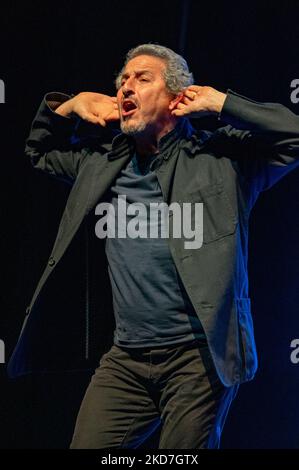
left=0, top=0, right=299, bottom=449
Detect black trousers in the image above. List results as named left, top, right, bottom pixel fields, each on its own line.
left=70, top=338, right=238, bottom=449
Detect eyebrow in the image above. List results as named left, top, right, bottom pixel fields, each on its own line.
left=121, top=69, right=154, bottom=80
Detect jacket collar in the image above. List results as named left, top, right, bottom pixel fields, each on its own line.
left=107, top=118, right=212, bottom=161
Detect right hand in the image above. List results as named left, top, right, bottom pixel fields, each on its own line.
left=55, top=92, right=120, bottom=127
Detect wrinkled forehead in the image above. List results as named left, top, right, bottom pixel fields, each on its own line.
left=122, top=54, right=167, bottom=77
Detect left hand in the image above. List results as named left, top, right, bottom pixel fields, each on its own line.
left=171, top=85, right=227, bottom=118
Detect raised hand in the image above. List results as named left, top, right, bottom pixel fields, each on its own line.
left=171, top=85, right=227, bottom=118
left=55, top=92, right=120, bottom=126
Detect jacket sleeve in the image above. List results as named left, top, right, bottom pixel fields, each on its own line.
left=218, top=89, right=299, bottom=195
left=25, top=92, right=110, bottom=185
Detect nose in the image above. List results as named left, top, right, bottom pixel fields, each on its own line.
left=121, top=77, right=135, bottom=98
left=122, top=85, right=135, bottom=99
left=122, top=87, right=132, bottom=98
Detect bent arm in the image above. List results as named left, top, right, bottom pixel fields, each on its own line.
left=218, top=89, right=299, bottom=193
left=26, top=91, right=118, bottom=184
left=26, top=92, right=93, bottom=184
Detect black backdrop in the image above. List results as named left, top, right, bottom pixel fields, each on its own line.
left=0, top=0, right=299, bottom=448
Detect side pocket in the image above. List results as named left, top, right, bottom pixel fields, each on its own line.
left=185, top=182, right=238, bottom=244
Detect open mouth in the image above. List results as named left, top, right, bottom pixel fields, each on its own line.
left=122, top=99, right=138, bottom=117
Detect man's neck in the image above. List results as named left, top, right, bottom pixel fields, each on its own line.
left=133, top=120, right=178, bottom=158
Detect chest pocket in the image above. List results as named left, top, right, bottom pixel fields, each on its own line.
left=181, top=181, right=237, bottom=244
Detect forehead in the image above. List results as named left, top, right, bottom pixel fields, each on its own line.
left=122, top=54, right=166, bottom=75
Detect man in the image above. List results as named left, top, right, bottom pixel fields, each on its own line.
left=8, top=44, right=299, bottom=448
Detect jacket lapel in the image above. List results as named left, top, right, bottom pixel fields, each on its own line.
left=87, top=151, right=132, bottom=211
left=29, top=122, right=211, bottom=311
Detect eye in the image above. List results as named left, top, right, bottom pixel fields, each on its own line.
left=120, top=76, right=128, bottom=86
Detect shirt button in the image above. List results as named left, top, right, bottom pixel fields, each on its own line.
left=48, top=256, right=56, bottom=267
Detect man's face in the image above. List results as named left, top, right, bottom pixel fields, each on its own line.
left=117, top=55, right=177, bottom=136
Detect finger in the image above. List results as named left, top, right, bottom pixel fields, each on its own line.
left=176, top=102, right=187, bottom=109
left=171, top=109, right=186, bottom=116
left=81, top=112, right=100, bottom=124
left=98, top=118, right=106, bottom=127
left=92, top=111, right=107, bottom=126
left=184, top=90, right=196, bottom=100
left=187, top=85, right=203, bottom=92
left=106, top=110, right=120, bottom=121
left=182, top=96, right=193, bottom=105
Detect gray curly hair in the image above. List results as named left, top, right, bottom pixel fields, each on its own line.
left=115, top=43, right=194, bottom=94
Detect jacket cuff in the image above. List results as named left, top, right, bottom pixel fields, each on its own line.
left=45, top=91, right=73, bottom=112
left=36, top=92, right=79, bottom=134
left=218, top=89, right=264, bottom=130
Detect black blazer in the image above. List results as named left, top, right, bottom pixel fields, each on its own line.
left=8, top=89, right=299, bottom=386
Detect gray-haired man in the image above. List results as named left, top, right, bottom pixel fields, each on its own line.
left=8, top=44, right=299, bottom=448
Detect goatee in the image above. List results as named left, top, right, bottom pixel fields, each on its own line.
left=120, top=120, right=147, bottom=135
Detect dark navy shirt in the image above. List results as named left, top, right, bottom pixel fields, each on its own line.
left=105, top=152, right=205, bottom=347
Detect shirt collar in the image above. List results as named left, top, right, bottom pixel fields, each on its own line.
left=108, top=118, right=212, bottom=161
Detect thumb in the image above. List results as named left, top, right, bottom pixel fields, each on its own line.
left=171, top=109, right=185, bottom=117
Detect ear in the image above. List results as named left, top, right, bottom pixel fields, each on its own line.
left=168, top=92, right=184, bottom=111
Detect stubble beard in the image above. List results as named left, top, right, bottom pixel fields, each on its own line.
left=120, top=118, right=147, bottom=136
